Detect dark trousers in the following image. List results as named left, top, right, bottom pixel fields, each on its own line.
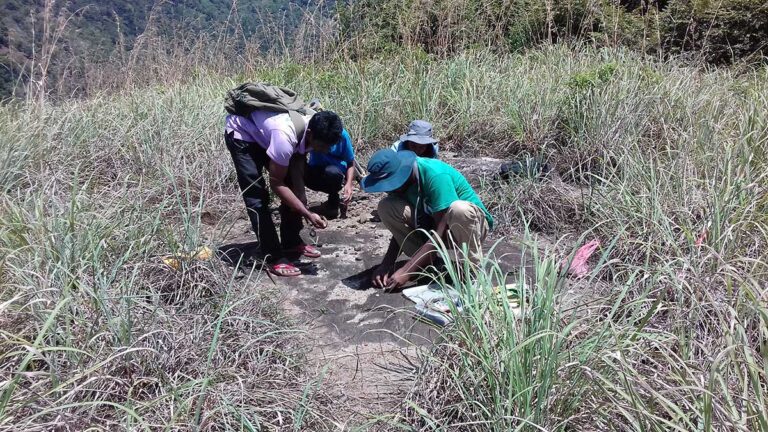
left=225, top=132, right=303, bottom=259
left=305, top=164, right=345, bottom=204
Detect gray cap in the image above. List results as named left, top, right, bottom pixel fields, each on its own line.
left=399, top=120, right=439, bottom=145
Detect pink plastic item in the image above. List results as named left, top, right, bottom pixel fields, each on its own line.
left=695, top=228, right=708, bottom=247
left=564, top=240, right=600, bottom=278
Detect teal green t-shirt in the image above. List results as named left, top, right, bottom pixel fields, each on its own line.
left=403, top=158, right=494, bottom=229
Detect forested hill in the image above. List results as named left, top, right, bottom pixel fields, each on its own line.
left=0, top=0, right=313, bottom=97
left=3, top=0, right=766, bottom=99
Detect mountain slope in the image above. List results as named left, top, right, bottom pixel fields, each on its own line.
left=0, top=0, right=313, bottom=98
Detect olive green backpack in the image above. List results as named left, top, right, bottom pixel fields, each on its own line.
left=224, top=82, right=315, bottom=138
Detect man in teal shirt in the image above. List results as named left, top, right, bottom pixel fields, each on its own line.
left=361, top=150, right=493, bottom=289
left=306, top=129, right=356, bottom=218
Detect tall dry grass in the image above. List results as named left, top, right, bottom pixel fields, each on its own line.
left=0, top=85, right=338, bottom=429
left=395, top=226, right=767, bottom=430
left=1, top=38, right=766, bottom=430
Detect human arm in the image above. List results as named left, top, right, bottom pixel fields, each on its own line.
left=384, top=209, right=448, bottom=290
left=340, top=131, right=356, bottom=203
left=342, top=164, right=355, bottom=203
left=288, top=153, right=308, bottom=206
left=371, top=237, right=401, bottom=288
left=269, top=160, right=327, bottom=229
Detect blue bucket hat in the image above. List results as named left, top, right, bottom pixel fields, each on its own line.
left=399, top=120, right=438, bottom=145
left=361, top=150, right=416, bottom=193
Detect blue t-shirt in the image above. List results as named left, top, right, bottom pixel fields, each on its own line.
left=308, top=129, right=355, bottom=171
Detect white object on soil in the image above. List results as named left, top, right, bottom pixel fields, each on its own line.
left=402, top=283, right=462, bottom=326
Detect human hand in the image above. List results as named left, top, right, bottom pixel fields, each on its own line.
left=342, top=183, right=354, bottom=203
left=307, top=212, right=328, bottom=229
left=384, top=269, right=410, bottom=291
left=371, top=263, right=394, bottom=288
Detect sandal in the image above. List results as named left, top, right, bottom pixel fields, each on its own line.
left=285, top=244, right=321, bottom=259
left=268, top=262, right=301, bottom=277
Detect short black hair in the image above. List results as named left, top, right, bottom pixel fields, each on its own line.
left=308, top=110, right=343, bottom=145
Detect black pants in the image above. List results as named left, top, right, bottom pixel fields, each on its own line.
left=225, top=132, right=303, bottom=259
left=305, top=164, right=345, bottom=204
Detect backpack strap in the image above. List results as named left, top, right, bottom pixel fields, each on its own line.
left=413, top=161, right=421, bottom=229
left=289, top=110, right=307, bottom=143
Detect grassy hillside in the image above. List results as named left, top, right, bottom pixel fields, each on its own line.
left=1, top=45, right=766, bottom=430
left=0, top=0, right=315, bottom=98
left=342, top=0, right=768, bottom=62
left=4, top=0, right=768, bottom=101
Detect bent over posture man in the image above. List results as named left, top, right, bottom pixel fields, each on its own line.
left=225, top=110, right=343, bottom=277
left=361, top=150, right=493, bottom=289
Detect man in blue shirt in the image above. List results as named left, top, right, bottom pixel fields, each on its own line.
left=306, top=128, right=356, bottom=218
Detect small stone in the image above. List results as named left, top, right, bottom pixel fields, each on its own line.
left=354, top=246, right=362, bottom=251
left=355, top=256, right=363, bottom=261
left=358, top=215, right=368, bottom=224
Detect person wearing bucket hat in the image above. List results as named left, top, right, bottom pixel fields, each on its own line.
left=361, top=149, right=494, bottom=290
left=390, top=120, right=439, bottom=158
